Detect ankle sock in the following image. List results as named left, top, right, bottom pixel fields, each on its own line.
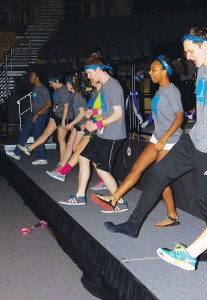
left=60, top=164, right=73, bottom=175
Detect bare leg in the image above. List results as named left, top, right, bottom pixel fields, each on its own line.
left=58, top=136, right=90, bottom=176
left=187, top=228, right=207, bottom=258
left=67, top=136, right=89, bottom=167
left=96, top=169, right=118, bottom=194
left=59, top=131, right=84, bottom=167
left=59, top=128, right=77, bottom=167
left=76, top=155, right=91, bottom=196
left=28, top=119, right=56, bottom=151
left=57, top=127, right=68, bottom=161
left=96, top=142, right=157, bottom=206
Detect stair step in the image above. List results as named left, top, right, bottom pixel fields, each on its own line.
left=7, top=71, right=27, bottom=76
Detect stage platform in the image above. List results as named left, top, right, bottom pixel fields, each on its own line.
left=0, top=148, right=206, bottom=300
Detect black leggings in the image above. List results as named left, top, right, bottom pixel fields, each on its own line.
left=130, top=134, right=207, bottom=228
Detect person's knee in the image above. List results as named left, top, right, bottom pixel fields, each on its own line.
left=79, top=155, right=89, bottom=165
left=66, top=141, right=73, bottom=150
left=131, top=163, right=144, bottom=176
left=72, top=144, right=77, bottom=152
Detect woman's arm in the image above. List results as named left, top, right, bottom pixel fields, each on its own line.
left=61, top=103, right=69, bottom=127
left=155, top=111, right=183, bottom=152
left=65, top=107, right=85, bottom=130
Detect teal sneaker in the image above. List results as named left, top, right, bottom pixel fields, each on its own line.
left=157, top=243, right=197, bottom=271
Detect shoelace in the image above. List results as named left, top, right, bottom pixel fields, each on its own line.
left=173, top=243, right=186, bottom=252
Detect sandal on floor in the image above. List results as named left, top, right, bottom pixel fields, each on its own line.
left=154, top=216, right=180, bottom=227
left=90, top=193, right=117, bottom=211
left=59, top=194, right=87, bottom=206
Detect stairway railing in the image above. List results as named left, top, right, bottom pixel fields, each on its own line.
left=17, top=92, right=32, bottom=130
left=0, top=67, right=9, bottom=104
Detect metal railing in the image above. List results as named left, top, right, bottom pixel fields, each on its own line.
left=0, top=67, right=9, bottom=103
left=16, top=92, right=32, bottom=130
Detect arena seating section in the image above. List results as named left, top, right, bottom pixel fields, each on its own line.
left=38, top=7, right=207, bottom=65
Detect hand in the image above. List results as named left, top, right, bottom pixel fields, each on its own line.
left=154, top=138, right=167, bottom=152
left=85, top=109, right=93, bottom=119
left=81, top=121, right=89, bottom=131
left=86, top=121, right=98, bottom=132
left=33, top=114, right=38, bottom=123
left=65, top=123, right=73, bottom=131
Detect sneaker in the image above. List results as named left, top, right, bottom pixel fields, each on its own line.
left=101, top=201, right=128, bottom=213
left=32, top=159, right=48, bottom=165
left=46, top=170, right=65, bottom=182
left=5, top=151, right=20, bottom=160
left=59, top=194, right=87, bottom=206
left=157, top=243, right=197, bottom=271
left=17, top=144, right=31, bottom=156
left=90, top=181, right=107, bottom=191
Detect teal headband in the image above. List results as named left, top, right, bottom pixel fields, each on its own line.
left=48, top=78, right=61, bottom=83
left=67, top=75, right=73, bottom=85
left=84, top=64, right=112, bottom=71
left=182, top=34, right=207, bottom=43
left=157, top=55, right=172, bottom=76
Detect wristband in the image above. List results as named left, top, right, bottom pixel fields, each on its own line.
left=96, top=119, right=105, bottom=128
left=91, top=109, right=99, bottom=115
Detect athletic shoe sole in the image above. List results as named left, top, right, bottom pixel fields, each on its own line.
left=32, top=161, right=48, bottom=165
left=59, top=200, right=86, bottom=206
left=90, top=194, right=114, bottom=211
left=101, top=207, right=128, bottom=213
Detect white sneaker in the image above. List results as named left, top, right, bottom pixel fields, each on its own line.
left=32, top=159, right=48, bottom=165
left=46, top=170, right=65, bottom=182
left=6, top=151, right=20, bottom=160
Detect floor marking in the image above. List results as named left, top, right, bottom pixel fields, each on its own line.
left=122, top=257, right=160, bottom=262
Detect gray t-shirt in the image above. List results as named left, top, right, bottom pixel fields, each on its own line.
left=189, top=65, right=207, bottom=152
left=32, top=84, right=50, bottom=114
left=72, top=92, right=88, bottom=127
left=152, top=83, right=183, bottom=143
left=97, top=77, right=126, bottom=140
left=53, top=85, right=70, bottom=118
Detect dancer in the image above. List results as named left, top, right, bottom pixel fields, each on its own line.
left=6, top=70, right=51, bottom=165
left=46, top=77, right=95, bottom=182
left=59, top=56, right=127, bottom=210
left=17, top=72, right=71, bottom=162
left=103, top=28, right=207, bottom=275
left=91, top=56, right=183, bottom=223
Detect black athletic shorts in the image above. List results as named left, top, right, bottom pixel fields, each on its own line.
left=80, top=134, right=125, bottom=172
left=50, top=111, right=70, bottom=128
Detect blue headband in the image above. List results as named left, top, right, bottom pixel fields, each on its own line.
left=84, top=64, right=113, bottom=71
left=157, top=55, right=172, bottom=76
left=182, top=34, right=207, bottom=43
left=67, top=75, right=73, bottom=85
left=48, top=78, right=61, bottom=83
